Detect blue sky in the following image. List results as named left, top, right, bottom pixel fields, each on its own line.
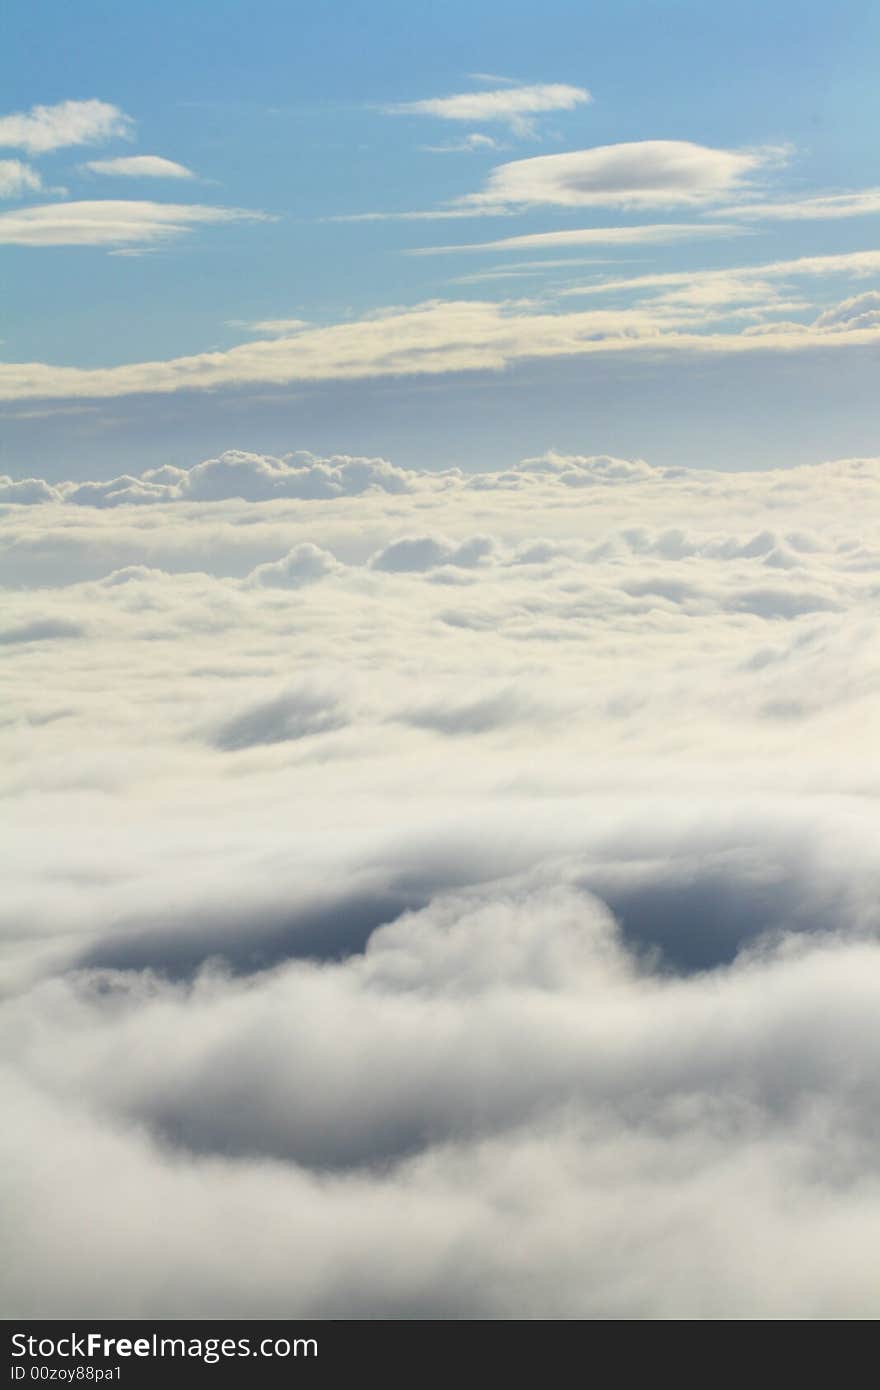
left=2, top=0, right=880, bottom=477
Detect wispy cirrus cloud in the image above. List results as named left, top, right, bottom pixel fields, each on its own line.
left=0, top=98, right=133, bottom=154
left=467, top=72, right=521, bottom=86
left=420, top=133, right=501, bottom=155
left=82, top=155, right=196, bottom=180
left=235, top=318, right=311, bottom=336
left=385, top=82, right=591, bottom=136
left=560, top=249, right=880, bottom=300
left=410, top=222, right=744, bottom=255
left=326, top=205, right=520, bottom=223
left=710, top=189, right=880, bottom=221
left=0, top=199, right=271, bottom=247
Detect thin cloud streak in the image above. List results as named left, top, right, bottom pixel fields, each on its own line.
left=385, top=82, right=591, bottom=133
left=83, top=155, right=196, bottom=180
left=0, top=199, right=271, bottom=247
left=409, top=223, right=745, bottom=255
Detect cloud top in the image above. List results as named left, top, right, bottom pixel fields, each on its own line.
left=2, top=444, right=880, bottom=1316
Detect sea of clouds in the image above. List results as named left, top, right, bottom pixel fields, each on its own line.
left=2, top=446, right=880, bottom=1318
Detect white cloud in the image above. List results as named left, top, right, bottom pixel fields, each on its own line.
left=326, top=204, right=518, bottom=222
left=2, top=449, right=880, bottom=1315
left=246, top=542, right=341, bottom=588
left=0, top=99, right=133, bottom=154
left=0, top=199, right=270, bottom=247
left=370, top=533, right=495, bottom=571
left=467, top=73, right=520, bottom=86
left=170, top=450, right=414, bottom=503
left=813, top=291, right=880, bottom=331
left=410, top=221, right=743, bottom=255
left=343, top=139, right=772, bottom=223
left=420, top=133, right=500, bottom=154
left=561, top=249, right=880, bottom=305
left=13, top=451, right=414, bottom=508
left=386, top=82, right=591, bottom=136
left=82, top=155, right=196, bottom=180
left=237, top=318, right=311, bottom=336
left=461, top=140, right=779, bottom=209
left=0, top=474, right=57, bottom=503
left=449, top=258, right=635, bottom=285
left=712, top=189, right=880, bottom=221
left=2, top=274, right=880, bottom=404
left=0, top=159, right=43, bottom=198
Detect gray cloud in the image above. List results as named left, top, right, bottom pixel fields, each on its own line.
left=396, top=686, right=552, bottom=736
left=370, top=534, right=495, bottom=572
left=210, top=686, right=348, bottom=751
left=462, top=140, right=778, bottom=210
left=0, top=617, right=85, bottom=644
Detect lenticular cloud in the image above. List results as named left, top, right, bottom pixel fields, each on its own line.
left=2, top=447, right=880, bottom=1319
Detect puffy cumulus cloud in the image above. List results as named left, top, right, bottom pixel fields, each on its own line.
left=516, top=449, right=661, bottom=484
left=245, top=542, right=341, bottom=589
left=3, top=447, right=880, bottom=1316
left=5, top=451, right=421, bottom=509
left=0, top=98, right=133, bottom=154
left=0, top=158, right=43, bottom=198
left=370, top=534, right=494, bottom=572
left=5, top=878, right=880, bottom=1317
left=462, top=140, right=777, bottom=210
left=0, top=200, right=269, bottom=248
left=175, top=450, right=414, bottom=503
left=0, top=473, right=57, bottom=503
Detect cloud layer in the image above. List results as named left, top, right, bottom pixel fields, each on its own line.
left=2, top=446, right=880, bottom=1316
left=4, top=266, right=880, bottom=404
